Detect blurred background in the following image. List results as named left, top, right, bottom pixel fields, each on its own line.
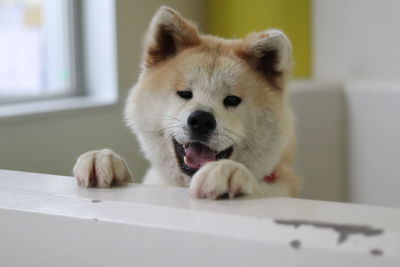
left=0, top=0, right=399, bottom=207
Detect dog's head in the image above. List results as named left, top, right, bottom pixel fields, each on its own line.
left=125, top=7, right=293, bottom=178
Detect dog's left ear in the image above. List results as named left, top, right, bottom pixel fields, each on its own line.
left=143, top=6, right=201, bottom=68
left=236, top=29, right=292, bottom=90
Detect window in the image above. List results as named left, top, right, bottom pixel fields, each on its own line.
left=0, top=0, right=79, bottom=103
left=0, top=0, right=118, bottom=120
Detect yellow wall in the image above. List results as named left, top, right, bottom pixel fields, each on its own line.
left=207, top=0, right=311, bottom=78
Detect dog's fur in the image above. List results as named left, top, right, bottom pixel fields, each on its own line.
left=73, top=6, right=300, bottom=199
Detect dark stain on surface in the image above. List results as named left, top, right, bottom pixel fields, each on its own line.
left=275, top=219, right=384, bottom=244
left=370, top=249, right=384, bottom=256
left=91, top=199, right=102, bottom=203
left=290, top=239, right=301, bottom=250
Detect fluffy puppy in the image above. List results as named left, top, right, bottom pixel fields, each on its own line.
left=73, top=6, right=300, bottom=199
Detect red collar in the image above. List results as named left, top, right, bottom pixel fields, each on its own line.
left=263, top=171, right=277, bottom=183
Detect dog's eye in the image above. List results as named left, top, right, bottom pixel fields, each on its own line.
left=223, top=95, right=242, bottom=107
left=177, top=91, right=193, bottom=100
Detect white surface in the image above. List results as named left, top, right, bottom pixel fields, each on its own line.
left=0, top=169, right=400, bottom=266
left=345, top=80, right=400, bottom=207
left=313, top=0, right=400, bottom=80
left=290, top=81, right=346, bottom=201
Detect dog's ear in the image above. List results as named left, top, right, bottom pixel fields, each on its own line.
left=236, top=29, right=292, bottom=90
left=143, top=6, right=201, bottom=68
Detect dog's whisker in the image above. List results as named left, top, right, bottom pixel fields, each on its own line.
left=224, top=134, right=238, bottom=148
left=162, top=125, right=181, bottom=131
left=149, top=113, right=182, bottom=123
left=223, top=128, right=244, bottom=140
left=215, top=132, right=237, bottom=149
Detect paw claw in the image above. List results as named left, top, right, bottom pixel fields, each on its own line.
left=73, top=149, right=132, bottom=188
left=189, top=160, right=256, bottom=200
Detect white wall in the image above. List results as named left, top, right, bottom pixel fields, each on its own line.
left=0, top=0, right=206, bottom=179
left=313, top=0, right=400, bottom=80
left=345, top=81, right=400, bottom=207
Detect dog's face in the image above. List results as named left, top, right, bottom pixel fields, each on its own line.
left=125, top=7, right=293, bottom=180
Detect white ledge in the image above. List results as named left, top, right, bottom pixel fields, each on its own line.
left=0, top=169, right=399, bottom=266
left=0, top=96, right=118, bottom=123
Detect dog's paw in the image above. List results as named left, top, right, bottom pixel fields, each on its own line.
left=189, top=160, right=257, bottom=199
left=73, top=149, right=132, bottom=188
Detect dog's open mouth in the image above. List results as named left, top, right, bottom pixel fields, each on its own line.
left=173, top=139, right=233, bottom=176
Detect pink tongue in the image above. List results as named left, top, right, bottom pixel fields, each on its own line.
left=185, top=143, right=216, bottom=169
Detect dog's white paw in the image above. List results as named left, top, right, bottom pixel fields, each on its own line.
left=73, top=149, right=132, bottom=188
left=189, top=160, right=257, bottom=199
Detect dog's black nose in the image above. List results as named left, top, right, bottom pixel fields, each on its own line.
left=187, top=110, right=216, bottom=136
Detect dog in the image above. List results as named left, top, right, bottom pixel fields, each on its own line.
left=73, top=6, right=300, bottom=199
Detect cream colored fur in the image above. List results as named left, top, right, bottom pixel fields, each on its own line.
left=73, top=6, right=300, bottom=199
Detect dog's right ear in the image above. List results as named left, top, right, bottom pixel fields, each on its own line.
left=143, top=6, right=201, bottom=68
